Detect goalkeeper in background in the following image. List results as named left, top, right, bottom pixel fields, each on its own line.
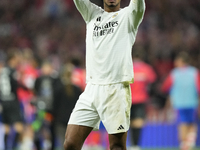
left=162, top=51, right=200, bottom=150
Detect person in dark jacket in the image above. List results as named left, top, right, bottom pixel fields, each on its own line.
left=0, top=51, right=24, bottom=150
left=33, top=61, right=60, bottom=150
left=54, top=63, right=82, bottom=148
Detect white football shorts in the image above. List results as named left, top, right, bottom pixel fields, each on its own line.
left=68, top=82, right=132, bottom=134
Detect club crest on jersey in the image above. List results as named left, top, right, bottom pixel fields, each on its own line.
left=112, top=13, right=118, bottom=18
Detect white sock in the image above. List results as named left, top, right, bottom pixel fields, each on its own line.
left=186, top=132, right=197, bottom=148
left=20, top=137, right=34, bottom=150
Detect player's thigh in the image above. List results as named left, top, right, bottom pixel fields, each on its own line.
left=130, top=103, right=146, bottom=127
left=130, top=103, right=146, bottom=120
left=64, top=124, right=93, bottom=150
left=109, top=132, right=127, bottom=150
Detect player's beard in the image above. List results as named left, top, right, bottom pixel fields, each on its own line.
left=104, top=1, right=120, bottom=8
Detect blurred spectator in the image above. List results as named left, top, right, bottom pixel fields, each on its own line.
left=0, top=50, right=24, bottom=150
left=71, top=57, right=86, bottom=91
left=130, top=50, right=157, bottom=150
left=53, top=63, right=82, bottom=148
left=17, top=48, right=39, bottom=123
left=17, top=48, right=39, bottom=150
left=161, top=51, right=200, bottom=150
left=33, top=61, right=60, bottom=150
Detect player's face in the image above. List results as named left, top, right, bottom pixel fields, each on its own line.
left=174, top=58, right=184, bottom=67
left=103, top=0, right=121, bottom=11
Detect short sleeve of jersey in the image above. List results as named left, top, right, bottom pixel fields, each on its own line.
left=73, top=0, right=102, bottom=23
left=127, top=0, right=145, bottom=32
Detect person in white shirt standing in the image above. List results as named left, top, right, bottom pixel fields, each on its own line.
left=64, top=0, right=145, bottom=150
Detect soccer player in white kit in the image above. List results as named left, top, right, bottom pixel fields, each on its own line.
left=64, top=0, right=145, bottom=150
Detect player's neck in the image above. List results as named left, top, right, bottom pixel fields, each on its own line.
left=104, top=5, right=120, bottom=12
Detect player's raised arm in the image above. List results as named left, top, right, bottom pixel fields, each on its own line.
left=128, top=0, right=145, bottom=31
left=73, top=0, right=101, bottom=23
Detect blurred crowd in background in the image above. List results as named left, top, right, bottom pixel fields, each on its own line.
left=0, top=0, right=200, bottom=150
left=0, top=0, right=199, bottom=71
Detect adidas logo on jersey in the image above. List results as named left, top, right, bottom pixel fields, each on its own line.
left=117, top=125, right=124, bottom=130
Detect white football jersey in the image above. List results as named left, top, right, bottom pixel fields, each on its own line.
left=73, top=0, right=145, bottom=84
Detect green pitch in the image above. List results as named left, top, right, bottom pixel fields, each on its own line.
left=141, top=148, right=200, bottom=150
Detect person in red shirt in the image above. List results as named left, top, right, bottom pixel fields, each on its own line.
left=70, top=57, right=86, bottom=91
left=130, top=51, right=157, bottom=150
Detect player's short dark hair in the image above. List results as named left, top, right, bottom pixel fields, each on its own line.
left=71, top=57, right=81, bottom=67
left=6, top=49, right=20, bottom=62
left=132, top=49, right=145, bottom=60
left=176, top=51, right=190, bottom=64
